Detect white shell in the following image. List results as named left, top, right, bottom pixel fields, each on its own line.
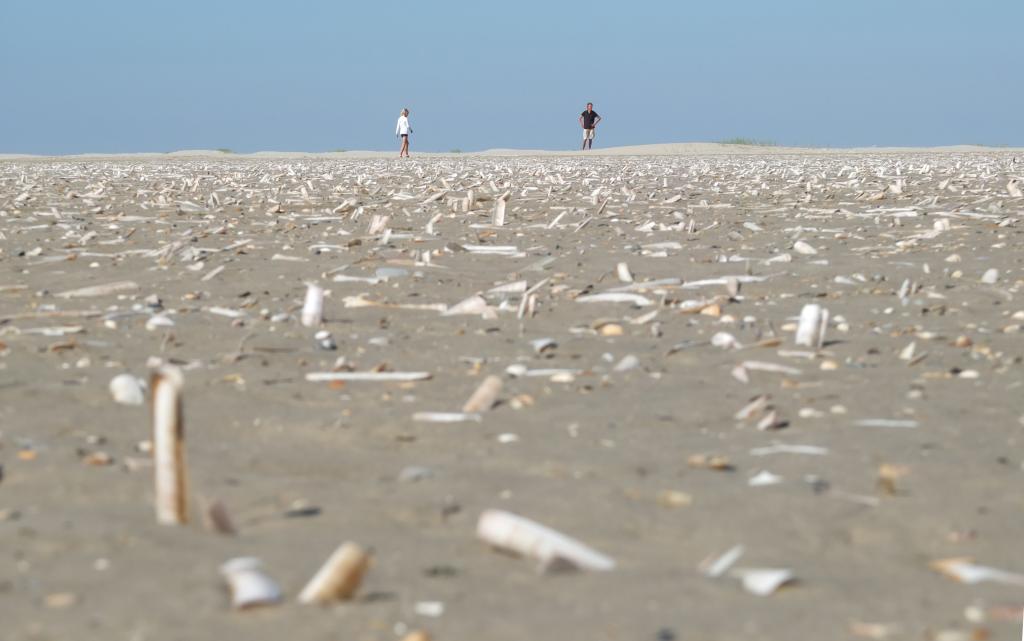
left=476, top=509, right=615, bottom=572
left=443, top=295, right=490, bottom=316
left=1007, top=179, right=1022, bottom=198
left=305, top=371, right=431, bottom=383
left=734, top=568, right=796, bottom=596
left=145, top=315, right=175, bottom=331
left=412, top=412, right=481, bottom=423
left=493, top=195, right=505, bottom=226
left=981, top=268, right=999, bottom=284
left=301, top=283, right=324, bottom=327
left=702, top=545, right=745, bottom=578
left=932, top=558, right=1024, bottom=587
left=575, top=292, right=653, bottom=306
left=152, top=366, right=187, bottom=525
left=55, top=280, right=139, bottom=298
left=793, top=240, right=818, bottom=255
left=711, top=332, right=741, bottom=350
left=220, top=557, right=283, bottom=609
left=109, top=374, right=145, bottom=406
left=794, top=304, right=828, bottom=349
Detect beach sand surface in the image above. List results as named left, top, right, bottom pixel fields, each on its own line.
left=1, top=150, right=1023, bottom=640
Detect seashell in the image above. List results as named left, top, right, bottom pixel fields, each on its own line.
left=151, top=366, right=188, bottom=525
left=749, top=444, right=828, bottom=456
left=930, top=557, right=1024, bottom=587
left=612, top=354, right=639, bottom=372
left=734, top=394, right=769, bottom=421
left=401, top=631, right=432, bottom=641
left=476, top=509, right=615, bottom=572
left=462, top=375, right=503, bottom=413
left=530, top=337, right=557, bottom=354
left=305, top=371, right=431, bottom=383
left=724, top=277, right=740, bottom=297
left=414, top=601, right=445, bottom=618
left=298, top=542, right=371, bottom=604
left=443, top=295, right=490, bottom=316
left=412, top=412, right=481, bottom=423
left=853, top=418, right=918, bottom=428
left=794, top=304, right=828, bottom=349
left=1007, top=179, right=1022, bottom=198
left=55, top=280, right=139, bottom=298
left=493, top=192, right=508, bottom=227
left=487, top=280, right=527, bottom=296
left=220, top=557, right=283, bottom=609
left=980, top=268, right=998, bottom=284
left=700, top=545, right=745, bottom=577
left=898, top=342, right=916, bottom=361
left=792, top=240, right=817, bottom=255
left=711, top=332, right=741, bottom=349
left=615, top=262, right=633, bottom=283
left=732, top=568, right=796, bottom=596
left=575, top=292, right=653, bottom=306
left=145, top=314, right=175, bottom=331
left=741, top=361, right=802, bottom=376
left=109, top=374, right=145, bottom=406
left=599, top=323, right=624, bottom=336
left=748, top=470, right=783, bottom=487
left=300, top=283, right=324, bottom=327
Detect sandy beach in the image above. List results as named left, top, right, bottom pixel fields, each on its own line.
left=1, top=145, right=1023, bottom=640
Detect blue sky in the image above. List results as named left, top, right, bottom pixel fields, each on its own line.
left=2, top=0, right=1020, bottom=153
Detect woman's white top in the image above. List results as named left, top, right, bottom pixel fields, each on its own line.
left=396, top=115, right=411, bottom=135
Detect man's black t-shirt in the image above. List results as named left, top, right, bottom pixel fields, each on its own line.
left=581, top=110, right=600, bottom=129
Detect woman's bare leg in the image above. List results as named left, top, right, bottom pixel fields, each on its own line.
left=400, top=136, right=410, bottom=157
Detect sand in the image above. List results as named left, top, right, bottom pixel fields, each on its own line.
left=1, top=148, right=1023, bottom=640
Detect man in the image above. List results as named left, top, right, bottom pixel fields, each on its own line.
left=578, top=102, right=601, bottom=150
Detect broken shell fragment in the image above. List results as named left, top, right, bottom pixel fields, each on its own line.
left=476, top=509, right=615, bottom=572
left=298, top=542, right=371, bottom=604
left=220, top=557, right=283, bottom=609
left=151, top=366, right=188, bottom=525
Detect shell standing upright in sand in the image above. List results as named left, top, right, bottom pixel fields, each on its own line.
left=493, top=193, right=508, bottom=227
left=794, top=304, right=828, bottom=349
left=152, top=366, right=188, bottom=525
left=298, top=542, right=371, bottom=604
left=301, top=283, right=324, bottom=327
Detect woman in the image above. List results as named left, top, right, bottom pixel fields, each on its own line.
left=395, top=108, right=412, bottom=158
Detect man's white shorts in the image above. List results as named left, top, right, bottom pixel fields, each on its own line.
left=582, top=128, right=596, bottom=140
